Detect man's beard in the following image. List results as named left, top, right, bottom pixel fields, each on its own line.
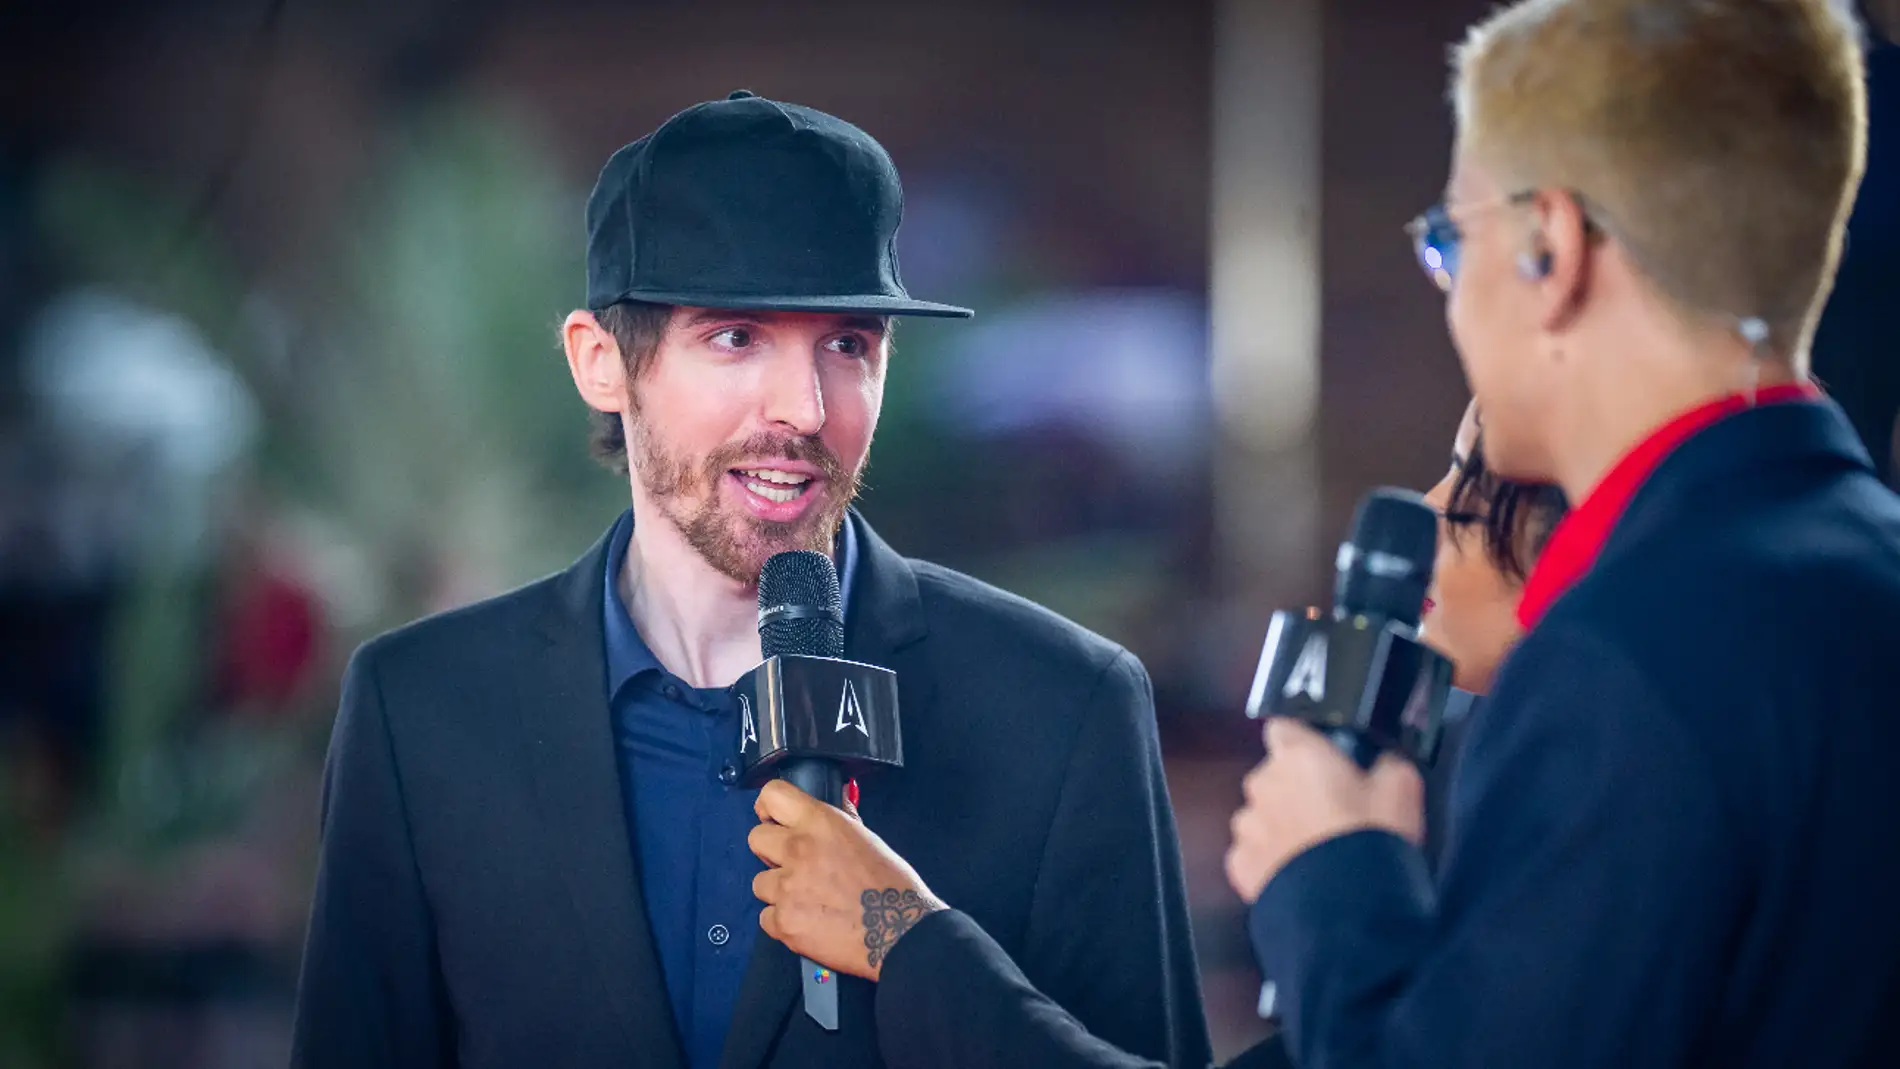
left=628, top=413, right=860, bottom=585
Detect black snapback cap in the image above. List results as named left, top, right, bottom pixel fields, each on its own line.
left=585, top=90, right=973, bottom=319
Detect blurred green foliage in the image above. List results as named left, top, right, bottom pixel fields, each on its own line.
left=296, top=101, right=625, bottom=604
left=2, top=100, right=633, bottom=1065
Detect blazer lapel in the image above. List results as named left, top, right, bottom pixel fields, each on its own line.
left=718, top=511, right=932, bottom=1069
left=523, top=524, right=687, bottom=1069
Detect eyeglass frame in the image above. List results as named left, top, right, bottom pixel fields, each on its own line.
left=1404, top=188, right=1606, bottom=293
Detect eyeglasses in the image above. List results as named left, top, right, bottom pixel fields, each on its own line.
left=1404, top=190, right=1539, bottom=293
left=1405, top=189, right=1603, bottom=293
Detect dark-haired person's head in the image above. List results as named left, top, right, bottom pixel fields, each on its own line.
left=1421, top=402, right=1569, bottom=692
left=558, top=92, right=968, bottom=586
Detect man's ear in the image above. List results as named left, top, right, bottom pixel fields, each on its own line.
left=1528, top=190, right=1593, bottom=335
left=562, top=309, right=628, bottom=414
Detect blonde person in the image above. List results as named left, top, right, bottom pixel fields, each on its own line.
left=1229, top=2, right=1900, bottom=1067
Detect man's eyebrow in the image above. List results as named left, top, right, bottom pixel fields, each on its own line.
left=677, top=309, right=888, bottom=335
left=681, top=308, right=776, bottom=328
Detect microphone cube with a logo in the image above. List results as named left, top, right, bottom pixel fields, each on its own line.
left=1246, top=488, right=1454, bottom=770
left=731, top=651, right=903, bottom=786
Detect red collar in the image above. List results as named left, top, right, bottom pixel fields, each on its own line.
left=1515, top=382, right=1823, bottom=630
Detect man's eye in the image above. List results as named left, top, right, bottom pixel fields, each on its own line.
left=710, top=327, right=754, bottom=350
left=826, top=334, right=867, bottom=357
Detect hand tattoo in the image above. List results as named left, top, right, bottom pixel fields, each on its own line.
left=861, top=888, right=936, bottom=969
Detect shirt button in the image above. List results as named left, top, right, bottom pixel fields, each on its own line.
left=708, top=924, right=731, bottom=947
left=663, top=683, right=681, bottom=700
left=718, top=763, right=739, bottom=785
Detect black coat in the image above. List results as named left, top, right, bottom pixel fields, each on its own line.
left=1253, top=398, right=1900, bottom=1068
left=290, top=512, right=1211, bottom=1069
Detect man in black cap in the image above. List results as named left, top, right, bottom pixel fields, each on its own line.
left=291, top=92, right=1211, bottom=1069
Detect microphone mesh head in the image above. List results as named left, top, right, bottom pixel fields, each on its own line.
left=1336, top=487, right=1438, bottom=626
left=757, top=550, right=844, bottom=659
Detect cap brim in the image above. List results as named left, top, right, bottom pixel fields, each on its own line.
left=605, top=289, right=974, bottom=319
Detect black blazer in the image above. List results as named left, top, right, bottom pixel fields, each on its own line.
left=1252, top=399, right=1900, bottom=1068
left=870, top=907, right=1290, bottom=1069
left=290, top=512, right=1210, bottom=1069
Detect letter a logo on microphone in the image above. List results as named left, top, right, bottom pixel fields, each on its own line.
left=1283, top=632, right=1328, bottom=703
left=835, top=680, right=869, bottom=737
left=740, top=694, right=759, bottom=750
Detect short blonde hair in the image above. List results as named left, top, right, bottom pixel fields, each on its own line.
left=1453, top=0, right=1869, bottom=363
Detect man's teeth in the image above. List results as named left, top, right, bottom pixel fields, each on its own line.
left=737, top=469, right=811, bottom=504
left=739, top=468, right=810, bottom=486
left=748, top=482, right=800, bottom=503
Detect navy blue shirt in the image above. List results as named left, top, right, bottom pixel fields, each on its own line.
left=602, top=510, right=856, bottom=1069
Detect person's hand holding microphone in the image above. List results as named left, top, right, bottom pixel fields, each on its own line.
left=749, top=780, right=945, bottom=981
left=1226, top=719, right=1426, bottom=902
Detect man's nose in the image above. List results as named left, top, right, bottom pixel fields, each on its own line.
left=763, top=353, right=826, bottom=436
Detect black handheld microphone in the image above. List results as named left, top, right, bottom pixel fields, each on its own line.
left=737, top=550, right=904, bottom=1033
left=1245, top=487, right=1454, bottom=769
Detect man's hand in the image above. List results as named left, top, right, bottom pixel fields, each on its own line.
left=749, top=779, right=945, bottom=981
left=1224, top=718, right=1426, bottom=903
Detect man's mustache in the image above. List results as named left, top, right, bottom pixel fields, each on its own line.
left=704, top=433, right=846, bottom=484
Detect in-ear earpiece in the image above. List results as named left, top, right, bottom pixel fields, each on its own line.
left=1517, top=249, right=1553, bottom=280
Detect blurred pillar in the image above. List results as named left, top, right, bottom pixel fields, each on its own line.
left=1209, top=0, right=1324, bottom=651
left=1204, top=2, right=1322, bottom=1051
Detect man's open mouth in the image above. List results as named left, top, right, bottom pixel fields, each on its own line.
left=731, top=467, right=815, bottom=505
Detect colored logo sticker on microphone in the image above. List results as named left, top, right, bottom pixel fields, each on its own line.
left=835, top=679, right=869, bottom=737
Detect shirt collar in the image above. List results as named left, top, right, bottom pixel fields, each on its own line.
left=1443, top=686, right=1482, bottom=726
left=1515, top=382, right=1822, bottom=631
left=602, top=509, right=664, bottom=698
left=601, top=509, right=860, bottom=698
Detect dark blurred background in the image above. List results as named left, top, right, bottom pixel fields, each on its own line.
left=2, top=1, right=1894, bottom=1065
